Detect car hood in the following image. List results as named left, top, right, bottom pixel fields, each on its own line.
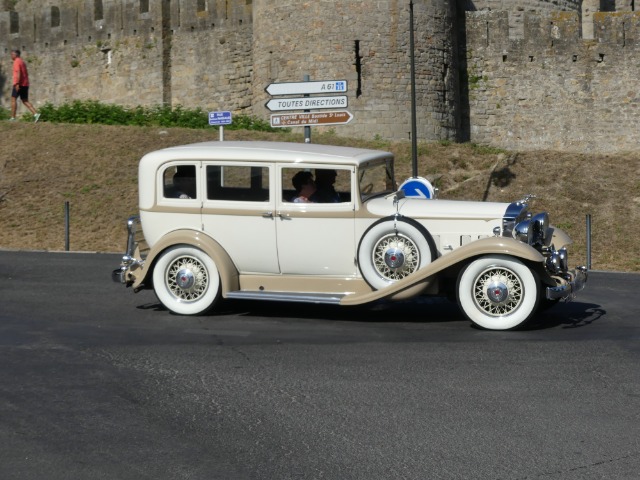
left=366, top=196, right=512, bottom=220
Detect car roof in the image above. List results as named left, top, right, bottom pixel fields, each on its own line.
left=141, top=141, right=393, bottom=167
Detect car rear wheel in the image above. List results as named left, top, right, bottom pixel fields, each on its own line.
left=152, top=245, right=221, bottom=315
left=457, top=255, right=539, bottom=330
left=357, top=217, right=436, bottom=290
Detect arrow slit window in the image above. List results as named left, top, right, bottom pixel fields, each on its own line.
left=354, top=40, right=363, bottom=97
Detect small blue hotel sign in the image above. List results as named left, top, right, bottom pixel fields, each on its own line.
left=209, top=111, right=232, bottom=126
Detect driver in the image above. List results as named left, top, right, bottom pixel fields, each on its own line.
left=310, top=169, right=340, bottom=203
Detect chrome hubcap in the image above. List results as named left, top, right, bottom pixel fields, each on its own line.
left=486, top=281, right=509, bottom=303
left=176, top=268, right=195, bottom=289
left=384, top=247, right=405, bottom=269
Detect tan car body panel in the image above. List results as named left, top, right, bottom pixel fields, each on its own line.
left=549, top=226, right=572, bottom=249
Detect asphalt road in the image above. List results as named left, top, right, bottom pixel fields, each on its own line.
left=0, top=250, right=639, bottom=480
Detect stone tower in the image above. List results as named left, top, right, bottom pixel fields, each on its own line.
left=251, top=0, right=460, bottom=142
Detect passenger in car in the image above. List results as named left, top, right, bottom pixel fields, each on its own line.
left=291, top=171, right=316, bottom=203
left=171, top=166, right=196, bottom=199
left=310, top=169, right=340, bottom=203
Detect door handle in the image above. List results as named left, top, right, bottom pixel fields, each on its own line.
left=262, top=211, right=274, bottom=218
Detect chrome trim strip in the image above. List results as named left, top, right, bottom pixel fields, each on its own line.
left=226, top=291, right=345, bottom=304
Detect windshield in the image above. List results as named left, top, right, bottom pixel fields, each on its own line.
left=358, top=157, right=396, bottom=202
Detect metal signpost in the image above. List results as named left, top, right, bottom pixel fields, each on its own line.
left=209, top=110, right=232, bottom=141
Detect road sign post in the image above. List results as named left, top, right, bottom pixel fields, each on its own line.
left=303, top=74, right=311, bottom=144
left=209, top=111, right=232, bottom=141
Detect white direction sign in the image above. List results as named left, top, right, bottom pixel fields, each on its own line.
left=265, top=80, right=347, bottom=96
left=265, top=95, right=348, bottom=112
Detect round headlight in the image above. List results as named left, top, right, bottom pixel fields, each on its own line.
left=514, top=220, right=532, bottom=244
left=530, top=212, right=549, bottom=245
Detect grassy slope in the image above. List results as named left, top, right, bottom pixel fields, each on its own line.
left=0, top=122, right=637, bottom=272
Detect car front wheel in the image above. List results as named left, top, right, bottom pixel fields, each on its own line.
left=456, top=255, right=539, bottom=330
left=152, top=245, right=221, bottom=315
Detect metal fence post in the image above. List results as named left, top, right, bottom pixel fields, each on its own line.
left=65, top=201, right=70, bottom=251
left=586, top=214, right=591, bottom=270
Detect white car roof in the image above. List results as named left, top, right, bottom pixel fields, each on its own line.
left=140, top=141, right=393, bottom=168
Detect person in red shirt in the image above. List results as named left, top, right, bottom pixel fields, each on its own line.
left=10, top=49, right=40, bottom=122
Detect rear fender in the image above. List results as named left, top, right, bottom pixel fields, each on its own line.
left=132, top=230, right=239, bottom=294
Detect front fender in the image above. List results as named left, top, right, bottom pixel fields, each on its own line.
left=340, top=236, right=544, bottom=306
left=549, top=226, right=572, bottom=249
left=132, top=230, right=239, bottom=294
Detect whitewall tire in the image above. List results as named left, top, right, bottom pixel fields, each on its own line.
left=457, top=255, right=540, bottom=330
left=152, top=245, right=221, bottom=315
left=358, top=217, right=436, bottom=290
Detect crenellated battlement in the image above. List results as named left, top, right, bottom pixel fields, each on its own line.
left=0, top=1, right=252, bottom=49
left=465, top=10, right=640, bottom=52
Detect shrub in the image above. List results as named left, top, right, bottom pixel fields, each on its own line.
left=35, top=100, right=287, bottom=133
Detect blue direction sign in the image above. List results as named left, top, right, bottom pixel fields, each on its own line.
left=399, top=177, right=435, bottom=199
left=209, top=111, right=232, bottom=126
left=265, top=80, right=348, bottom=96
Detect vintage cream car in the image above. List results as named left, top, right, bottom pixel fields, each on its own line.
left=112, top=141, right=587, bottom=330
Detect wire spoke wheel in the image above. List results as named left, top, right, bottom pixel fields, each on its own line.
left=372, top=234, right=420, bottom=281
left=166, top=255, right=209, bottom=301
left=472, top=266, right=523, bottom=316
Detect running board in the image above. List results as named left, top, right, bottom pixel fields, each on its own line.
left=225, top=290, right=345, bottom=304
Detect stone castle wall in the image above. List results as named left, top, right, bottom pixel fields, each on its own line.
left=463, top=10, right=640, bottom=152
left=0, top=1, right=254, bottom=113
left=0, top=0, right=638, bottom=153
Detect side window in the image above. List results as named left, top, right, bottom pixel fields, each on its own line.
left=206, top=165, right=269, bottom=202
left=163, top=165, right=197, bottom=199
left=282, top=167, right=351, bottom=203
left=358, top=159, right=395, bottom=202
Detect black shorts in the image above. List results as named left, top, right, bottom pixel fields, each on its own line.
left=12, top=86, right=29, bottom=101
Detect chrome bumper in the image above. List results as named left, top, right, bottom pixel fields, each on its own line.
left=546, top=266, right=588, bottom=301
left=112, top=215, right=143, bottom=286
left=112, top=267, right=127, bottom=284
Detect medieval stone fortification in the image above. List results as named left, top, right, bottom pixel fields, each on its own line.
left=0, top=0, right=637, bottom=153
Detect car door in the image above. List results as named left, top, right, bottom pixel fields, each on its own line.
left=201, top=162, right=280, bottom=274
left=276, top=165, right=357, bottom=276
